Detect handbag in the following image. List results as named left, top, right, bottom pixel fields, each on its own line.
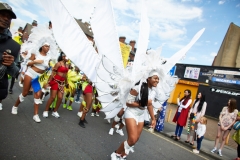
left=189, top=113, right=195, bottom=119
left=233, top=121, right=240, bottom=130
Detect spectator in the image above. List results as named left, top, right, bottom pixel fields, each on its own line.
left=0, top=2, right=20, bottom=110
left=211, top=98, right=238, bottom=157
left=172, top=89, right=192, bottom=141
left=193, top=117, right=207, bottom=154
left=185, top=92, right=207, bottom=146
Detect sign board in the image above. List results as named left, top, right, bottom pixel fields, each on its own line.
left=212, top=77, right=240, bottom=85
left=210, top=87, right=240, bottom=96
left=178, top=80, right=199, bottom=86
left=214, top=70, right=240, bottom=75
left=184, top=67, right=200, bottom=80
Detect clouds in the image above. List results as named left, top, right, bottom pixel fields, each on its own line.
left=19, top=10, right=38, bottom=20
left=218, top=1, right=225, bottom=5
left=4, top=0, right=239, bottom=66
left=188, top=57, right=197, bottom=61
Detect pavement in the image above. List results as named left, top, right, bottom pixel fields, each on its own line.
left=154, top=103, right=237, bottom=160
left=0, top=80, right=237, bottom=160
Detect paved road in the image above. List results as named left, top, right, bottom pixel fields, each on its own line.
left=0, top=83, right=214, bottom=160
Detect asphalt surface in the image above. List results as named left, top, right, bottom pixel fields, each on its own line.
left=0, top=82, right=214, bottom=160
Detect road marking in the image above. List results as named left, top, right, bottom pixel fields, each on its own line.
left=143, top=128, right=209, bottom=160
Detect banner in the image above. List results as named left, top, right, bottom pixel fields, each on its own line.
left=120, top=42, right=131, bottom=68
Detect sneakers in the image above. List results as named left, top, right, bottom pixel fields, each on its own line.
left=79, top=120, right=85, bottom=128
left=115, top=124, right=119, bottom=129
left=218, top=150, right=222, bottom=157
left=43, top=111, right=48, bottom=118
left=211, top=148, right=222, bottom=157
left=52, top=111, right=60, bottom=118
left=91, top=113, right=95, bottom=116
left=75, top=101, right=80, bottom=104
left=11, top=106, right=18, bottom=114
left=19, top=81, right=23, bottom=87
left=110, top=152, right=121, bottom=160
left=33, top=114, right=41, bottom=123
left=148, top=127, right=154, bottom=133
left=95, top=112, right=99, bottom=117
left=211, top=147, right=217, bottom=153
left=193, top=149, right=199, bottom=154
left=120, top=156, right=127, bottom=160
left=109, top=128, right=114, bottom=135
left=63, top=104, right=67, bottom=109
left=0, top=103, right=2, bottom=110
left=67, top=106, right=72, bottom=111
left=116, top=129, right=124, bottom=136
left=77, top=111, right=82, bottom=118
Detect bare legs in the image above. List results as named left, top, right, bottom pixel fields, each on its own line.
left=14, top=75, right=32, bottom=107
left=79, top=93, right=93, bottom=128
left=213, top=126, right=230, bottom=150
left=44, top=90, right=63, bottom=112
left=116, top=118, right=144, bottom=157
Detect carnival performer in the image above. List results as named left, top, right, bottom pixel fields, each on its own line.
left=75, top=69, right=83, bottom=104
left=91, top=88, right=102, bottom=117
left=108, top=108, right=125, bottom=136
left=63, top=66, right=81, bottom=111
left=18, top=42, right=35, bottom=87
left=172, top=89, right=192, bottom=141
left=110, top=71, right=159, bottom=159
left=43, top=52, right=69, bottom=118
left=11, top=43, right=52, bottom=122
left=78, top=75, right=93, bottom=128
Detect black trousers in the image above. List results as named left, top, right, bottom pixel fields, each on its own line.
left=0, top=74, right=8, bottom=100
left=9, top=72, right=19, bottom=90
left=9, top=64, right=20, bottom=90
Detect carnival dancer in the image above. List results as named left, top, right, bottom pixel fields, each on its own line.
left=63, top=66, right=81, bottom=111
left=78, top=75, right=94, bottom=128
left=91, top=88, right=102, bottom=117
left=43, top=52, right=69, bottom=118
left=11, top=42, right=52, bottom=122
left=108, top=108, right=125, bottom=136
left=111, top=71, right=159, bottom=159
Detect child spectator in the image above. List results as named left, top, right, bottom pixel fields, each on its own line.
left=193, top=117, right=207, bottom=154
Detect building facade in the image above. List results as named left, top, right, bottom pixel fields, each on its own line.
left=212, top=22, right=240, bottom=68
left=169, top=63, right=240, bottom=118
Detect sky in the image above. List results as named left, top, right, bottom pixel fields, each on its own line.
left=2, top=0, right=240, bottom=66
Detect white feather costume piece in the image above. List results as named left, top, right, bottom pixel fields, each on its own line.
left=93, top=0, right=204, bottom=119
left=21, top=25, right=59, bottom=61
left=41, top=0, right=205, bottom=119
left=40, top=0, right=101, bottom=82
